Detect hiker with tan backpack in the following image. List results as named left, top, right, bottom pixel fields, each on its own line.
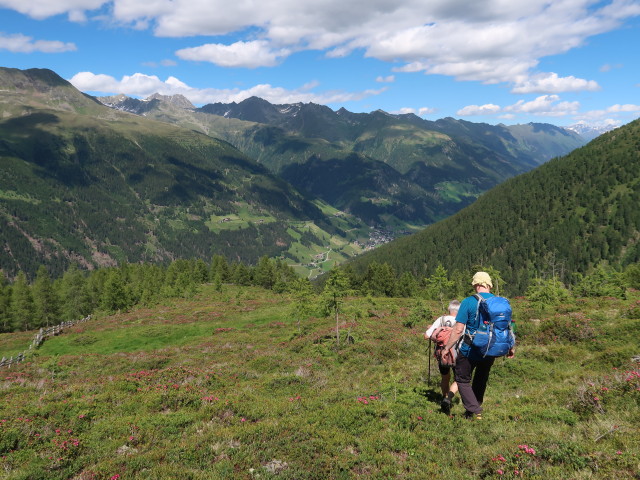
left=425, top=299, right=461, bottom=414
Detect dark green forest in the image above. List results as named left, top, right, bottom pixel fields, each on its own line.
left=347, top=118, right=640, bottom=294
left=4, top=250, right=640, bottom=334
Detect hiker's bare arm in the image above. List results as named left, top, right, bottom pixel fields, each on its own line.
left=507, top=347, right=515, bottom=359
left=442, top=322, right=465, bottom=352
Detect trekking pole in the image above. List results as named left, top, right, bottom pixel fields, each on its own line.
left=427, top=340, right=432, bottom=386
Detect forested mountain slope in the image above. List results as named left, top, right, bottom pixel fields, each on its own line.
left=0, top=68, right=364, bottom=279
left=346, top=118, right=640, bottom=293
left=102, top=94, right=586, bottom=228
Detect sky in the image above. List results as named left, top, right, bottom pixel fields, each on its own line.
left=0, top=0, right=639, bottom=128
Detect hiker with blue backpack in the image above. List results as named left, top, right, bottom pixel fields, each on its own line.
left=441, top=272, right=515, bottom=420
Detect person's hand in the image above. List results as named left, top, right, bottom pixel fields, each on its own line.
left=507, top=347, right=515, bottom=359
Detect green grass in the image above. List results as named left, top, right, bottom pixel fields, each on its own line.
left=206, top=204, right=278, bottom=233
left=1, top=287, right=638, bottom=479
left=433, top=181, right=480, bottom=203
left=0, top=189, right=41, bottom=204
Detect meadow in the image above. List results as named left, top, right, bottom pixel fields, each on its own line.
left=1, top=284, right=638, bottom=479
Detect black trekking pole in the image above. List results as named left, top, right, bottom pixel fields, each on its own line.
left=427, top=340, right=432, bottom=386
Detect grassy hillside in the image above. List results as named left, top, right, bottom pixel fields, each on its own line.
left=1, top=284, right=638, bottom=479
left=348, top=118, right=640, bottom=293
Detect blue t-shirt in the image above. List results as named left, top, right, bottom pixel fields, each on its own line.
left=455, top=292, right=494, bottom=358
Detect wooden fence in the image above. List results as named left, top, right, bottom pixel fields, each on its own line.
left=0, top=315, right=92, bottom=369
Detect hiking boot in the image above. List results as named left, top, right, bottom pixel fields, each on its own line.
left=464, top=411, right=482, bottom=420
left=440, top=397, right=451, bottom=415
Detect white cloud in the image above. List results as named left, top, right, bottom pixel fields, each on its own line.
left=458, top=95, right=580, bottom=118
left=457, top=104, right=501, bottom=116
left=504, top=95, right=580, bottom=117
left=511, top=73, right=600, bottom=94
left=394, top=107, right=416, bottom=114
left=0, top=0, right=106, bottom=20
left=606, top=103, right=640, bottom=113
left=0, top=33, right=77, bottom=53
left=6, top=0, right=640, bottom=94
left=376, top=75, right=395, bottom=83
left=395, top=106, right=437, bottom=116
left=419, top=107, right=436, bottom=116
left=69, top=71, right=386, bottom=105
left=176, top=40, right=291, bottom=68
left=573, top=103, right=640, bottom=125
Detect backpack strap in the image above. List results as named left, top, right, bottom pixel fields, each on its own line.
left=462, top=294, right=483, bottom=348
left=472, top=293, right=484, bottom=330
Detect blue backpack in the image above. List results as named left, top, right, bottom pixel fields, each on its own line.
left=465, top=294, right=515, bottom=358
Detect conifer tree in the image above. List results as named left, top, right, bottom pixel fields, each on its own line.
left=213, top=271, right=223, bottom=293
left=59, top=264, right=93, bottom=321
left=574, top=264, right=625, bottom=298
left=526, top=277, right=571, bottom=311
left=425, top=265, right=455, bottom=310
left=86, top=268, right=108, bottom=313
left=0, top=276, right=12, bottom=333
left=273, top=259, right=297, bottom=292
left=100, top=268, right=130, bottom=313
left=138, top=264, right=165, bottom=306
left=363, top=262, right=397, bottom=297
left=10, top=271, right=35, bottom=331
left=396, top=271, right=418, bottom=298
left=623, top=263, right=640, bottom=290
left=289, top=277, right=315, bottom=335
left=194, top=259, right=209, bottom=284
left=211, top=255, right=230, bottom=282
left=322, top=269, right=351, bottom=347
left=254, top=256, right=277, bottom=289
left=231, top=262, right=252, bottom=286
left=163, top=260, right=198, bottom=297
left=32, top=265, right=60, bottom=328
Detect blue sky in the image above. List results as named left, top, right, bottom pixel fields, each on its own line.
left=1, top=0, right=639, bottom=127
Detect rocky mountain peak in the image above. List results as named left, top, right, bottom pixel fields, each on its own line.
left=145, top=93, right=195, bottom=109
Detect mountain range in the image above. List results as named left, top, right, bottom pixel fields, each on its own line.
left=100, top=93, right=587, bottom=228
left=565, top=122, right=617, bottom=141
left=0, top=66, right=590, bottom=280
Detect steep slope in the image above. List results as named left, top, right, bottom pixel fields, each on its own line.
left=346, top=118, right=640, bottom=293
left=279, top=152, right=462, bottom=227
left=0, top=68, right=367, bottom=279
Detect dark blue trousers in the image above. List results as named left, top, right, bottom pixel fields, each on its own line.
left=454, top=354, right=495, bottom=414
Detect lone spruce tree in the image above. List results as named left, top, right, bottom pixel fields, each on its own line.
left=322, top=269, right=351, bottom=347
left=289, top=278, right=315, bottom=335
